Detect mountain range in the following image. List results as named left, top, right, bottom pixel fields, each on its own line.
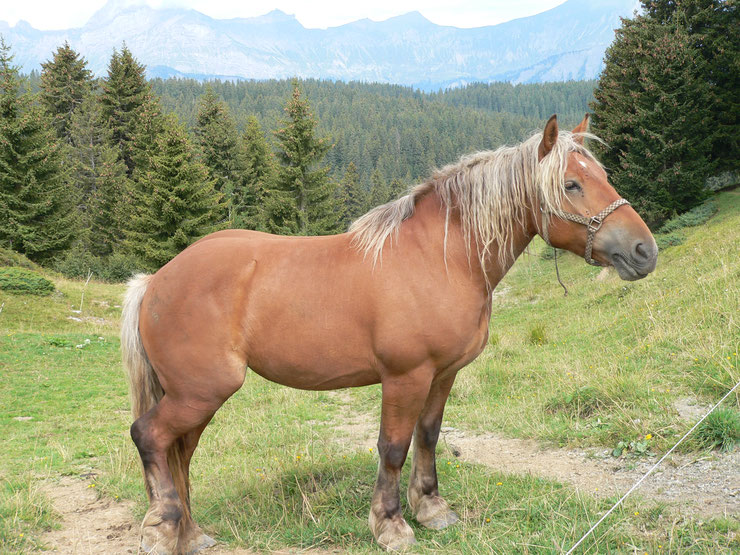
left=0, top=0, right=640, bottom=90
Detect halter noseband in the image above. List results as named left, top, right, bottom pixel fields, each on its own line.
left=540, top=198, right=630, bottom=266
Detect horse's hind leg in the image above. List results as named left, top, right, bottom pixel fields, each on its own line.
left=369, top=367, right=433, bottom=550
left=407, top=373, right=459, bottom=530
left=174, top=421, right=218, bottom=553
left=131, top=394, right=225, bottom=554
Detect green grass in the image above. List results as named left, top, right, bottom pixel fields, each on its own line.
left=1, top=192, right=739, bottom=553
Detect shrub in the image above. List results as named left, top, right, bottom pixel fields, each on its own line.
left=53, top=245, right=142, bottom=283
left=53, top=245, right=102, bottom=280
left=695, top=407, right=740, bottom=452
left=0, top=267, right=55, bottom=295
left=658, top=201, right=718, bottom=234
left=655, top=232, right=685, bottom=250
left=101, top=253, right=142, bottom=282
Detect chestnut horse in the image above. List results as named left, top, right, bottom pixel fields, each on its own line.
left=121, top=115, right=657, bottom=553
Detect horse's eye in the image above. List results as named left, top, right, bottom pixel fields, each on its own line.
left=565, top=181, right=581, bottom=192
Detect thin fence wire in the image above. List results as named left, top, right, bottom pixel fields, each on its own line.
left=565, top=379, right=740, bottom=554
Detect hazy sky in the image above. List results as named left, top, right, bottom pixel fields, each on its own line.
left=1, top=0, right=568, bottom=30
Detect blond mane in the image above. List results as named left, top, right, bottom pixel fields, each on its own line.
left=349, top=130, right=600, bottom=276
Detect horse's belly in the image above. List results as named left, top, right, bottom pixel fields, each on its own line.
left=246, top=333, right=380, bottom=390
left=248, top=361, right=380, bottom=390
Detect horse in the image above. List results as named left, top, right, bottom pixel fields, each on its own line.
left=121, top=114, right=658, bottom=553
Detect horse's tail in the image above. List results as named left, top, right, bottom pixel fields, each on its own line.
left=121, top=273, right=161, bottom=419
left=121, top=273, right=192, bottom=516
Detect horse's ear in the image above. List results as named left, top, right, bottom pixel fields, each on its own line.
left=572, top=113, right=590, bottom=144
left=538, top=114, right=558, bottom=161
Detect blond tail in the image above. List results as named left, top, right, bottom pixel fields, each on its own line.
left=121, top=273, right=161, bottom=419
left=120, top=273, right=192, bottom=516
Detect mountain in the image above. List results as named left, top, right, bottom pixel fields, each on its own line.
left=0, top=0, right=640, bottom=89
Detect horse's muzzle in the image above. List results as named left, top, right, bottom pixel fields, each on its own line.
left=610, top=238, right=658, bottom=281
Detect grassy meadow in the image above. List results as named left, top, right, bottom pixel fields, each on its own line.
left=1, top=191, right=738, bottom=553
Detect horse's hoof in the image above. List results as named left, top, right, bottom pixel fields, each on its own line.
left=371, top=512, right=417, bottom=551
left=422, top=509, right=459, bottom=530
left=183, top=533, right=217, bottom=554
left=140, top=524, right=179, bottom=554
left=381, top=534, right=417, bottom=552
left=411, top=495, right=459, bottom=530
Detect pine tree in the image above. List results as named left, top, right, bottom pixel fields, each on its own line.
left=238, top=116, right=274, bottom=230
left=591, top=13, right=714, bottom=226
left=100, top=45, right=150, bottom=175
left=389, top=177, right=408, bottom=200
left=39, top=42, right=93, bottom=143
left=339, top=161, right=368, bottom=227
left=264, top=81, right=341, bottom=235
left=193, top=87, right=241, bottom=223
left=641, top=0, right=738, bottom=173
left=124, top=115, right=224, bottom=271
left=68, top=95, right=129, bottom=257
left=0, top=38, right=79, bottom=262
left=369, top=168, right=391, bottom=208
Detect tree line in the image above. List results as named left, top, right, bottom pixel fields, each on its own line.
left=1, top=0, right=735, bottom=279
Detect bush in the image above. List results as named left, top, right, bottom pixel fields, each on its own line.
left=0, top=267, right=55, bottom=295
left=658, top=201, right=718, bottom=234
left=655, top=232, right=685, bottom=250
left=53, top=245, right=102, bottom=280
left=53, top=245, right=142, bottom=283
left=706, top=171, right=739, bottom=192
left=101, top=253, right=142, bottom=282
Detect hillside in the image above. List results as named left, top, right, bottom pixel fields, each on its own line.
left=1, top=191, right=737, bottom=552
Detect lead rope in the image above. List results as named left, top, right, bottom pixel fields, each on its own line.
left=540, top=210, right=569, bottom=296
left=565, top=379, right=740, bottom=554
left=553, top=247, right=568, bottom=296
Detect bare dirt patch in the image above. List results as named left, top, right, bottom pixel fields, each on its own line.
left=440, top=427, right=739, bottom=517
left=41, top=476, right=138, bottom=554
left=41, top=476, right=262, bottom=554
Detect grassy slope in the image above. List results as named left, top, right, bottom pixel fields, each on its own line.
left=1, top=192, right=738, bottom=553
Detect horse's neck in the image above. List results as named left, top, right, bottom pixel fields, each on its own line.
left=404, top=190, right=535, bottom=293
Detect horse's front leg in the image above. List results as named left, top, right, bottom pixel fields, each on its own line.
left=407, top=372, right=460, bottom=529
left=370, top=367, right=433, bottom=550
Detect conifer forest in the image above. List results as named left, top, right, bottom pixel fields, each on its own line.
left=0, top=0, right=736, bottom=279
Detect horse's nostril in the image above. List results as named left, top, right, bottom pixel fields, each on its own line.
left=632, top=241, right=651, bottom=262
left=634, top=242, right=647, bottom=259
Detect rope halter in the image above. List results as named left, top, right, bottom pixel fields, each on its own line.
left=540, top=198, right=630, bottom=266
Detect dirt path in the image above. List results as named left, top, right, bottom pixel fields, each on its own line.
left=41, top=400, right=738, bottom=553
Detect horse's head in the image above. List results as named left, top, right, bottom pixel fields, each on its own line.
left=537, top=114, right=657, bottom=281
